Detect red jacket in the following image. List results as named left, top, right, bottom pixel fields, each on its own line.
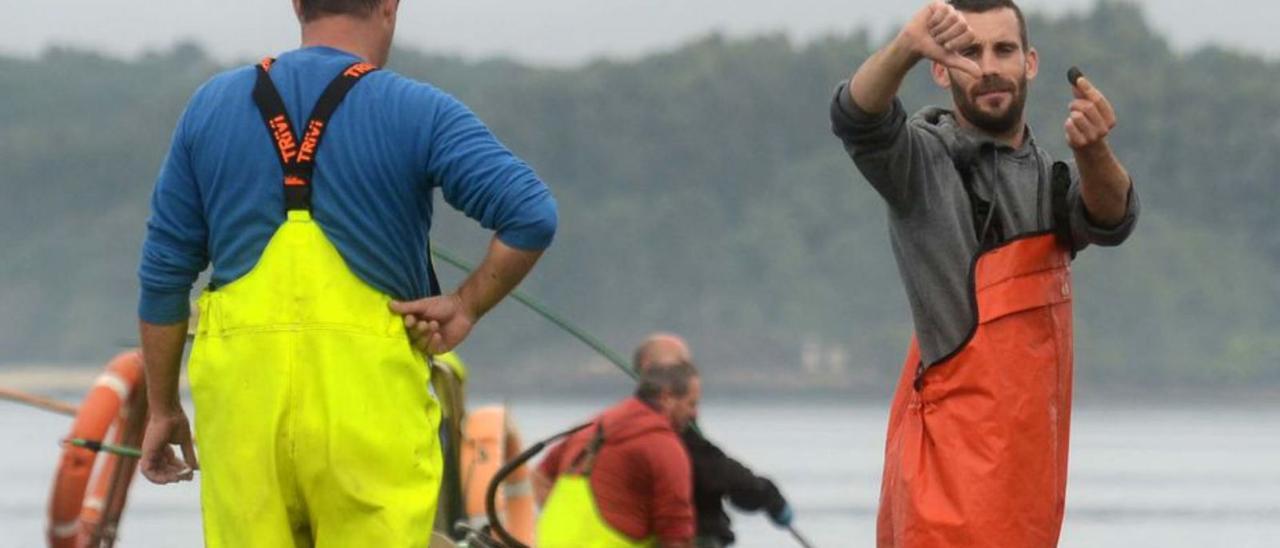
left=539, top=397, right=694, bottom=542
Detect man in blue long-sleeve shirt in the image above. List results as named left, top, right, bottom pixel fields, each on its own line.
left=135, top=1, right=556, bottom=545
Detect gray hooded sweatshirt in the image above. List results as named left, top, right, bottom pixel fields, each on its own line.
left=829, top=82, right=1139, bottom=366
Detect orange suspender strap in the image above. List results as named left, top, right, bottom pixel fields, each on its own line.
left=251, top=57, right=379, bottom=211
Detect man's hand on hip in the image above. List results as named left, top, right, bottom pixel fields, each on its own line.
left=391, top=294, right=476, bottom=355
left=390, top=237, right=543, bottom=356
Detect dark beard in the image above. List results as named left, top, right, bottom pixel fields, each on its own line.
left=950, top=73, right=1028, bottom=135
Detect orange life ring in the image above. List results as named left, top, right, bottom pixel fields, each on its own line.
left=47, top=350, right=145, bottom=548
left=460, top=405, right=535, bottom=545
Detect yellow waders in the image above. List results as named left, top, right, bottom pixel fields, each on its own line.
left=537, top=427, right=655, bottom=548
left=537, top=476, right=655, bottom=548
left=190, top=210, right=441, bottom=547
left=187, top=58, right=442, bottom=547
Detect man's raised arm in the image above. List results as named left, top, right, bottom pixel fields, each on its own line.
left=848, top=1, right=981, bottom=114
left=1065, top=74, right=1133, bottom=228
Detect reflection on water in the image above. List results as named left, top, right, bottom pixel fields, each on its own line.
left=1, top=398, right=1277, bottom=547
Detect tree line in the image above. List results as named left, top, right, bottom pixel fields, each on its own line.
left=1, top=1, right=1276, bottom=395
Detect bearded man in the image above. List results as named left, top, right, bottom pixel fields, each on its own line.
left=829, top=1, right=1138, bottom=546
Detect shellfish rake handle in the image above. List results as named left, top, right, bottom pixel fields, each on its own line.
left=0, top=386, right=78, bottom=417
left=65, top=438, right=143, bottom=459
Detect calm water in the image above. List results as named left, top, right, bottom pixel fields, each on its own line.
left=2, top=397, right=1278, bottom=547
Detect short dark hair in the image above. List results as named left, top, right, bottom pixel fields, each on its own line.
left=949, top=0, right=1029, bottom=48
left=297, top=0, right=384, bottom=22
left=631, top=344, right=650, bottom=373
left=634, top=361, right=699, bottom=404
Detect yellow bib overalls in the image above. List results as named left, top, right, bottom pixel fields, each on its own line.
left=536, top=426, right=655, bottom=548
left=188, top=58, right=442, bottom=547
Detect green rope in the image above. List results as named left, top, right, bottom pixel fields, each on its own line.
left=430, top=246, right=636, bottom=381
left=432, top=246, right=711, bottom=439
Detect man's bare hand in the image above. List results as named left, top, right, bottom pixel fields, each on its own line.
left=140, top=408, right=198, bottom=484
left=390, top=294, right=476, bottom=355
left=900, top=1, right=982, bottom=78
left=1065, top=76, right=1117, bottom=151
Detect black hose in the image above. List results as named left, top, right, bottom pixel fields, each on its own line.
left=485, top=422, right=592, bottom=548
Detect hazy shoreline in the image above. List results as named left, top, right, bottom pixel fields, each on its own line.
left=5, top=363, right=1277, bottom=408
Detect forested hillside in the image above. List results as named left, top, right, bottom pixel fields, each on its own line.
left=2, top=2, right=1277, bottom=395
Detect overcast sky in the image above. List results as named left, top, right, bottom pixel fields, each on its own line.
left=5, top=1, right=1276, bottom=66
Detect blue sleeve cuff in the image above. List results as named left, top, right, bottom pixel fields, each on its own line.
left=495, top=197, right=558, bottom=251
left=138, top=288, right=192, bottom=325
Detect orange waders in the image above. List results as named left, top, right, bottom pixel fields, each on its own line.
left=876, top=231, right=1074, bottom=547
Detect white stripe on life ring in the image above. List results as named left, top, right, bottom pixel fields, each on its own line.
left=93, top=371, right=130, bottom=402
left=50, top=519, right=79, bottom=538
left=504, top=478, right=533, bottom=499
left=83, top=496, right=105, bottom=513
